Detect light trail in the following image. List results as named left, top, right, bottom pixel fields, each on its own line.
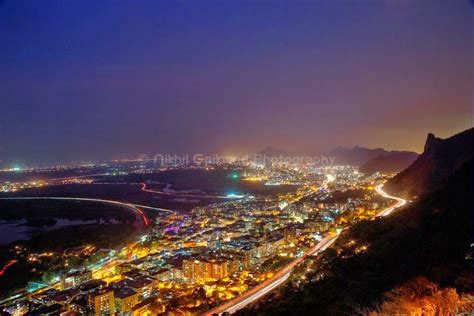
left=205, top=234, right=339, bottom=316
left=0, top=194, right=174, bottom=214
left=0, top=196, right=151, bottom=227
left=135, top=207, right=149, bottom=226
left=131, top=203, right=174, bottom=213
left=206, top=184, right=407, bottom=315
left=0, top=196, right=175, bottom=304
left=0, top=260, right=17, bottom=277
left=224, top=272, right=291, bottom=314
left=374, top=184, right=407, bottom=217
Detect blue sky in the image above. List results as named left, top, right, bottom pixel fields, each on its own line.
left=0, top=0, right=472, bottom=164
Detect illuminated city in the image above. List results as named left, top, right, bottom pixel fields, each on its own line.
left=0, top=1, right=472, bottom=315
left=0, top=158, right=408, bottom=315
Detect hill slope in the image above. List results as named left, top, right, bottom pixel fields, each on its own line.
left=359, top=151, right=418, bottom=174
left=241, top=159, right=473, bottom=316
left=328, top=146, right=418, bottom=167
left=385, top=128, right=474, bottom=197
left=240, top=128, right=474, bottom=315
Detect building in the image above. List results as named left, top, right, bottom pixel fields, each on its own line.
left=62, top=270, right=93, bottom=289
left=182, top=258, right=229, bottom=283
left=114, top=287, right=138, bottom=314
left=124, top=277, right=154, bottom=300
left=27, top=303, right=64, bottom=315
left=52, top=288, right=80, bottom=305
left=87, top=287, right=115, bottom=315
left=68, top=295, right=89, bottom=314
left=148, top=268, right=173, bottom=282
left=131, top=296, right=156, bottom=316
left=79, top=280, right=106, bottom=294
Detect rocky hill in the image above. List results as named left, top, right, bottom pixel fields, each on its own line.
left=384, top=128, right=474, bottom=197
left=359, top=151, right=418, bottom=174
left=240, top=128, right=474, bottom=315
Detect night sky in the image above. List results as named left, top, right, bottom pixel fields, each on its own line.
left=0, top=0, right=472, bottom=164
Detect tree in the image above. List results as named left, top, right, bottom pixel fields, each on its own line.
left=41, top=271, right=56, bottom=284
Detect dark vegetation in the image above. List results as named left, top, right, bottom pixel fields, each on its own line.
left=0, top=223, right=137, bottom=295
left=0, top=200, right=140, bottom=295
left=0, top=182, right=205, bottom=212
left=126, top=168, right=298, bottom=195
left=2, top=168, right=298, bottom=213
left=241, top=159, right=473, bottom=315
left=0, top=168, right=106, bottom=182
left=241, top=128, right=474, bottom=315
left=385, top=128, right=474, bottom=197
left=0, top=199, right=135, bottom=224
left=322, top=188, right=388, bottom=204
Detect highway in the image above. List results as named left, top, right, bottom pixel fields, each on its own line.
left=375, top=184, right=407, bottom=217
left=205, top=183, right=407, bottom=315
left=0, top=260, right=17, bottom=277
left=0, top=183, right=406, bottom=311
left=205, top=234, right=339, bottom=316
left=0, top=196, right=159, bottom=228
left=0, top=196, right=176, bottom=304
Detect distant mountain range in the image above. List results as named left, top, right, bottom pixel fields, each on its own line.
left=328, top=146, right=418, bottom=169
left=385, top=128, right=474, bottom=197
left=328, top=146, right=387, bottom=166
left=359, top=151, right=418, bottom=174
left=242, top=128, right=474, bottom=315
left=256, top=146, right=418, bottom=172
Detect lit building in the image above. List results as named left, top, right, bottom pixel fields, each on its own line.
left=124, top=277, right=154, bottom=300
left=62, top=270, right=93, bottom=289
left=131, top=296, right=156, bottom=316
left=87, top=287, right=115, bottom=315
left=182, top=258, right=230, bottom=283
left=148, top=268, right=173, bottom=282
left=114, top=287, right=138, bottom=314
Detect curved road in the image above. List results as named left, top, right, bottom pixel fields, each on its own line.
left=0, top=196, right=175, bottom=303
left=205, top=234, right=339, bottom=316
left=206, top=183, right=407, bottom=315
left=375, top=184, right=407, bottom=217
left=0, top=196, right=164, bottom=227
